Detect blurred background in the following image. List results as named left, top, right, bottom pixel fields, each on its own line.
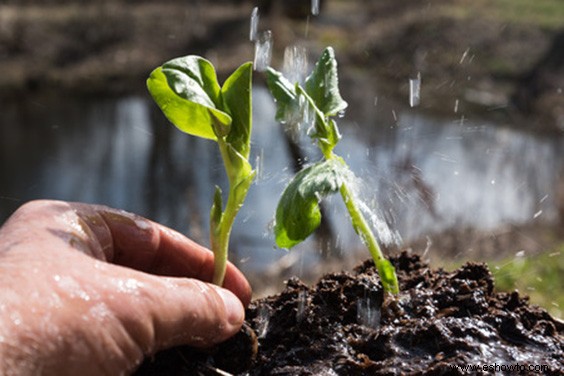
left=0, top=0, right=562, bottom=317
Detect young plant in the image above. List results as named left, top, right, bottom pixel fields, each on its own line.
left=147, top=56, right=255, bottom=286
left=266, top=47, right=399, bottom=294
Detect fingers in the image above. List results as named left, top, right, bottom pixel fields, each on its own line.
left=72, top=202, right=252, bottom=306
left=1, top=200, right=252, bottom=306
left=109, top=272, right=246, bottom=350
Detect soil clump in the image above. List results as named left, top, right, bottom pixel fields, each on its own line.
left=136, top=251, right=563, bottom=375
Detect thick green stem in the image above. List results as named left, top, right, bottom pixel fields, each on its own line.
left=339, top=183, right=384, bottom=263
left=339, top=182, right=399, bottom=294
left=322, top=148, right=398, bottom=294
left=211, top=186, right=241, bottom=286
left=211, top=137, right=253, bottom=286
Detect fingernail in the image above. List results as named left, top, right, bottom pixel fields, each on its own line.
left=218, top=288, right=245, bottom=326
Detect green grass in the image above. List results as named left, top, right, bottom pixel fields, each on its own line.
left=489, top=247, right=563, bottom=319
left=464, top=0, right=564, bottom=30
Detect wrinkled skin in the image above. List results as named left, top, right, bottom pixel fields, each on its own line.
left=0, top=200, right=252, bottom=376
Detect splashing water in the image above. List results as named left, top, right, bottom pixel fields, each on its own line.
left=254, top=30, right=273, bottom=72
left=345, top=171, right=402, bottom=247
left=256, top=304, right=270, bottom=338
left=409, top=73, right=421, bottom=107
left=283, top=45, right=308, bottom=85
left=358, top=198, right=401, bottom=246
left=459, top=47, right=471, bottom=64
left=249, top=7, right=259, bottom=42
left=296, top=290, right=308, bottom=323
left=254, top=148, right=265, bottom=183
left=311, top=0, right=320, bottom=16
left=356, top=297, right=381, bottom=329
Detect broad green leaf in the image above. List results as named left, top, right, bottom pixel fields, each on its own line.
left=147, top=58, right=231, bottom=140
left=304, top=47, right=348, bottom=117
left=265, top=67, right=301, bottom=124
left=222, top=62, right=253, bottom=160
left=163, top=55, right=222, bottom=106
left=275, top=159, right=346, bottom=248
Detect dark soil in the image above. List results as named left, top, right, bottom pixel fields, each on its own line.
left=136, top=252, right=564, bottom=375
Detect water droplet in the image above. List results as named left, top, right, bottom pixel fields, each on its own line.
left=255, top=148, right=264, bottom=183
left=459, top=48, right=470, bottom=64
left=454, top=99, right=459, bottom=113
left=253, top=30, right=273, bottom=72
left=409, top=73, right=421, bottom=107
left=311, top=0, right=320, bottom=15
left=515, top=250, right=525, bottom=258
left=296, top=290, right=308, bottom=322
left=249, top=7, right=259, bottom=42
left=533, top=210, right=543, bottom=219
left=283, top=45, right=308, bottom=84
left=256, top=305, right=270, bottom=338
left=539, top=194, right=549, bottom=203
left=356, top=297, right=381, bottom=329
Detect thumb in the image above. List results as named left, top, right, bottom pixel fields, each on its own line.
left=111, top=274, right=246, bottom=354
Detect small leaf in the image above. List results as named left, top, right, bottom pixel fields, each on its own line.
left=147, top=56, right=232, bottom=140
left=317, top=118, right=342, bottom=153
left=232, top=164, right=256, bottom=208
left=304, top=47, right=348, bottom=117
left=295, top=86, right=340, bottom=151
left=275, top=159, right=346, bottom=248
left=222, top=62, right=253, bottom=160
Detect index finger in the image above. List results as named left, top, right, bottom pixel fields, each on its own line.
left=72, top=203, right=252, bottom=306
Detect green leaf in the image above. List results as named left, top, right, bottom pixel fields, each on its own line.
left=295, top=86, right=341, bottom=152
left=265, top=67, right=301, bottom=124
left=146, top=56, right=232, bottom=140
left=275, top=159, right=346, bottom=248
left=222, top=62, right=253, bottom=160
left=304, top=47, right=348, bottom=117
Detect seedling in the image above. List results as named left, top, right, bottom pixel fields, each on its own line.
left=147, top=56, right=255, bottom=286
left=266, top=47, right=399, bottom=294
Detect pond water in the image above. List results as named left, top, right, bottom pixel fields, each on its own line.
left=1, top=86, right=563, bottom=274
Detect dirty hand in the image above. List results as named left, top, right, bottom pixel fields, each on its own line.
left=0, top=200, right=251, bottom=376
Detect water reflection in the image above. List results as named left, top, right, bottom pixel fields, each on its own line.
left=1, top=88, right=562, bottom=274
left=336, top=113, right=563, bottom=241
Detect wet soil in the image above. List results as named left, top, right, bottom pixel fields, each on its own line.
left=136, top=252, right=564, bottom=375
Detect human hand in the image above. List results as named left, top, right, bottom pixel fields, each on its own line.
left=0, top=200, right=252, bottom=376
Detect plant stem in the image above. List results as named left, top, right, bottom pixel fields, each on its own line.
left=211, top=186, right=241, bottom=286
left=339, top=182, right=399, bottom=294
left=339, top=183, right=383, bottom=262
left=211, top=137, right=253, bottom=286
left=323, top=148, right=399, bottom=294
